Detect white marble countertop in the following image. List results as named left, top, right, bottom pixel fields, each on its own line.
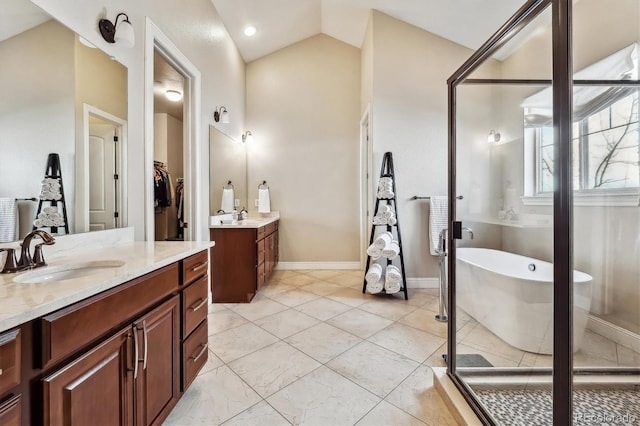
left=0, top=241, right=214, bottom=333
left=210, top=212, right=280, bottom=229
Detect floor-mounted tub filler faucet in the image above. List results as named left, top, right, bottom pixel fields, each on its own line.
left=0, top=230, right=55, bottom=273
left=435, top=226, right=474, bottom=323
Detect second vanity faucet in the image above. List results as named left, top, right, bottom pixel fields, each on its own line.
left=1, top=230, right=56, bottom=273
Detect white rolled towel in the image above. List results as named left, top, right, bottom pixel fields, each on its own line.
left=44, top=206, right=58, bottom=214
left=377, top=190, right=394, bottom=199
left=382, top=210, right=394, bottom=219
left=372, top=216, right=386, bottom=225
left=386, top=265, right=402, bottom=283
left=382, top=241, right=400, bottom=259
left=367, top=276, right=384, bottom=294
left=384, top=279, right=401, bottom=294
left=366, top=244, right=382, bottom=260
left=365, top=263, right=383, bottom=284
left=387, top=216, right=397, bottom=226
left=379, top=177, right=393, bottom=185
left=374, top=231, right=393, bottom=249
left=379, top=204, right=391, bottom=214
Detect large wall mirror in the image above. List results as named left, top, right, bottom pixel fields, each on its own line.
left=0, top=0, right=127, bottom=243
left=209, top=126, right=247, bottom=215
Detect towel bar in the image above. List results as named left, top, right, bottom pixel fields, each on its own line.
left=18, top=197, right=37, bottom=201
left=410, top=195, right=464, bottom=200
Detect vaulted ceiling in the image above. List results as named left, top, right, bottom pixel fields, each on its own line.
left=211, top=0, right=526, bottom=62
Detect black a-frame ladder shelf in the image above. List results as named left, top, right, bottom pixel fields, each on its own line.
left=362, top=152, right=408, bottom=300
left=33, top=153, right=69, bottom=235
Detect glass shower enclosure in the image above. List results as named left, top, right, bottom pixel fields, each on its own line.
left=447, top=0, right=640, bottom=424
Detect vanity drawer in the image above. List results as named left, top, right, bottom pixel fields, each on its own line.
left=0, top=394, right=21, bottom=426
left=257, top=248, right=265, bottom=266
left=257, top=226, right=266, bottom=241
left=38, top=264, right=179, bottom=369
left=183, top=250, right=208, bottom=285
left=265, top=222, right=277, bottom=236
left=182, top=275, right=208, bottom=338
left=0, top=329, right=20, bottom=396
left=182, top=320, right=208, bottom=390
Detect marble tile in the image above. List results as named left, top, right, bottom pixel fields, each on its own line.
left=456, top=343, right=519, bottom=367
left=294, top=298, right=351, bottom=321
left=227, top=296, right=289, bottom=322
left=327, top=341, right=419, bottom=397
left=258, top=282, right=296, bottom=298
left=326, top=308, right=393, bottom=339
left=385, top=365, right=459, bottom=426
left=221, top=401, right=290, bottom=426
left=519, top=351, right=538, bottom=367
left=326, top=273, right=365, bottom=287
left=200, top=350, right=225, bottom=375
left=419, top=295, right=443, bottom=314
left=267, top=366, right=380, bottom=426
left=461, top=323, right=525, bottom=364
left=270, top=289, right=320, bottom=307
left=208, top=323, right=279, bottom=363
left=254, top=308, right=319, bottom=339
left=207, top=310, right=249, bottom=335
left=286, top=323, right=362, bottom=363
left=574, top=351, right=619, bottom=368
left=423, top=343, right=448, bottom=367
left=367, top=323, right=445, bottom=363
left=208, top=303, right=228, bottom=313
left=325, top=287, right=371, bottom=308
left=356, top=401, right=426, bottom=426
left=617, top=344, right=640, bottom=367
left=577, top=330, right=618, bottom=364
left=358, top=299, right=418, bottom=321
left=271, top=270, right=301, bottom=280
left=399, top=308, right=448, bottom=338
left=228, top=341, right=321, bottom=398
left=299, top=281, right=345, bottom=296
left=279, top=274, right=317, bottom=287
left=164, top=365, right=261, bottom=425
left=405, top=289, right=440, bottom=308
left=303, top=270, right=343, bottom=280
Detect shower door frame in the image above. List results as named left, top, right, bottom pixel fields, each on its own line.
left=446, top=0, right=572, bottom=424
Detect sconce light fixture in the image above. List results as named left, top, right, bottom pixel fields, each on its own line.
left=487, top=130, right=501, bottom=143
left=99, top=13, right=135, bottom=48
left=165, top=90, right=183, bottom=102
left=242, top=131, right=253, bottom=144
left=214, top=106, right=230, bottom=123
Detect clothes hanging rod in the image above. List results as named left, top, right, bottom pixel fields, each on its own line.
left=411, top=195, right=464, bottom=200
left=18, top=197, right=37, bottom=201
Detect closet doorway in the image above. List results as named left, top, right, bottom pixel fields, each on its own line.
left=144, top=18, right=202, bottom=242
left=153, top=51, right=185, bottom=241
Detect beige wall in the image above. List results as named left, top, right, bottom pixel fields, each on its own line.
left=0, top=20, right=76, bottom=238
left=494, top=0, right=640, bottom=331
left=367, top=11, right=500, bottom=278
left=246, top=34, right=361, bottom=263
left=209, top=126, right=247, bottom=213
left=33, top=0, right=247, bottom=241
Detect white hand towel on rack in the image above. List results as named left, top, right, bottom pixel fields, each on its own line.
left=384, top=278, right=401, bottom=294
left=374, top=231, right=393, bottom=249
left=367, top=243, right=382, bottom=260
left=0, top=198, right=18, bottom=243
left=382, top=241, right=400, bottom=259
left=366, top=276, right=384, bottom=294
left=258, top=188, right=271, bottom=213
left=429, top=196, right=448, bottom=256
left=221, top=188, right=235, bottom=213
left=365, top=263, right=383, bottom=284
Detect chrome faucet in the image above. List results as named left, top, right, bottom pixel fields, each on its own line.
left=505, top=208, right=519, bottom=221
left=17, top=230, right=56, bottom=271
left=462, top=227, right=474, bottom=240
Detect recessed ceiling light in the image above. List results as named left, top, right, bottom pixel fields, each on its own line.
left=165, top=90, right=182, bottom=102
left=244, top=26, right=257, bottom=37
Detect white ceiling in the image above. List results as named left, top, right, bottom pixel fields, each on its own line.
left=1, top=0, right=50, bottom=42
left=154, top=51, right=185, bottom=121
left=211, top=0, right=526, bottom=63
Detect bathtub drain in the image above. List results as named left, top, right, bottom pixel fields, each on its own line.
left=528, top=263, right=536, bottom=272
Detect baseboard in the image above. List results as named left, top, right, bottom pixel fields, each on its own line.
left=406, top=277, right=439, bottom=289
left=587, top=315, right=640, bottom=353
left=275, top=262, right=361, bottom=270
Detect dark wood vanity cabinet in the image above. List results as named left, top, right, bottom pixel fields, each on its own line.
left=210, top=220, right=279, bottom=303
left=0, top=249, right=209, bottom=426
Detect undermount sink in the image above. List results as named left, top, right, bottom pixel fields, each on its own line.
left=14, top=260, right=126, bottom=284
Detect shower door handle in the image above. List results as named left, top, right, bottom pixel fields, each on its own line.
left=452, top=221, right=462, bottom=239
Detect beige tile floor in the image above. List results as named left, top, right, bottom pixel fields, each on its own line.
left=165, top=269, right=640, bottom=425
left=164, top=270, right=458, bottom=425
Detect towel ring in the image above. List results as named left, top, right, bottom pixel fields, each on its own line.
left=258, top=180, right=269, bottom=189
left=224, top=180, right=234, bottom=190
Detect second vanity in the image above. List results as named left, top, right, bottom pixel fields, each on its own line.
left=0, top=234, right=213, bottom=425
left=210, top=214, right=279, bottom=303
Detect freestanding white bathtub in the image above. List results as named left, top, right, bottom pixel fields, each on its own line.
left=456, top=247, right=593, bottom=355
